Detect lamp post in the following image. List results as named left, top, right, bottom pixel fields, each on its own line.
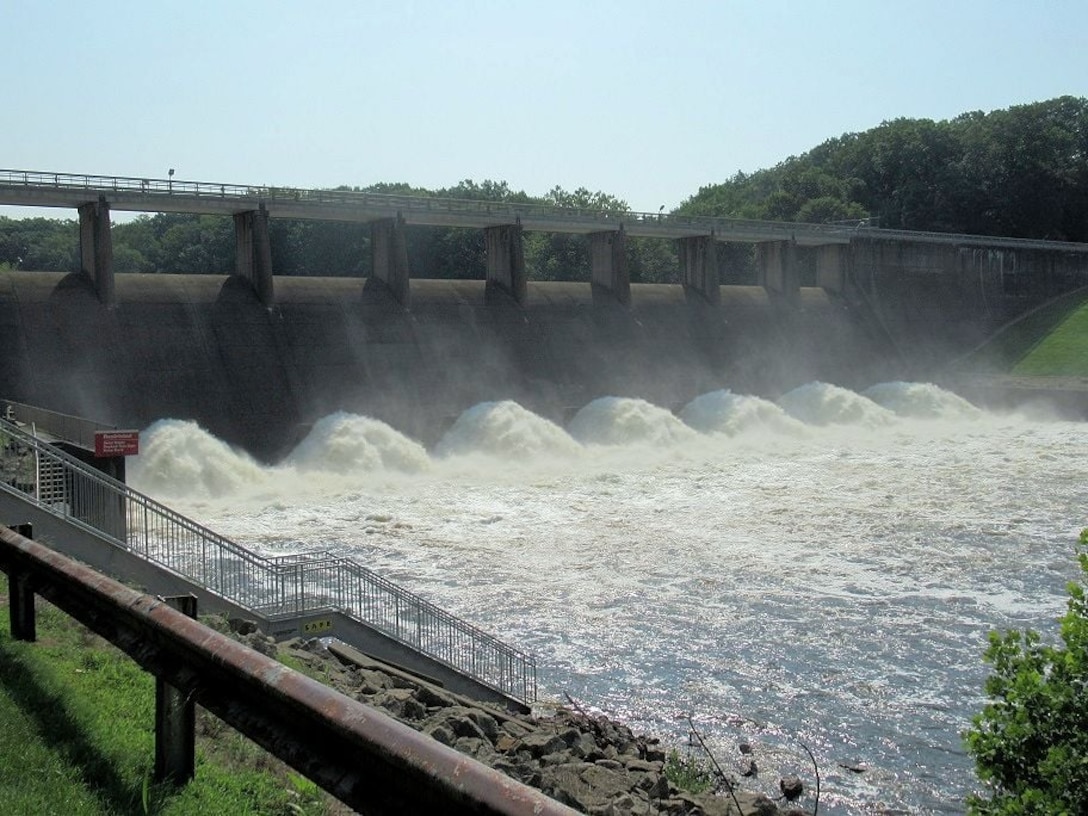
left=168, top=168, right=175, bottom=192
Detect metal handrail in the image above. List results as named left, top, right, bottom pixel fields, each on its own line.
left=0, top=416, right=536, bottom=702
left=8, top=166, right=1085, bottom=253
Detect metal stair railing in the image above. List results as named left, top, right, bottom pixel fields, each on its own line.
left=0, top=417, right=536, bottom=702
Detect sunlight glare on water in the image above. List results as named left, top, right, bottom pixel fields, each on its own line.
left=128, top=382, right=1088, bottom=814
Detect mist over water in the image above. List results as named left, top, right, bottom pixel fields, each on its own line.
left=129, top=382, right=1088, bottom=814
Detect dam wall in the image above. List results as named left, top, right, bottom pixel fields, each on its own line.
left=845, top=237, right=1088, bottom=371
left=0, top=271, right=893, bottom=460
left=3, top=230, right=1085, bottom=461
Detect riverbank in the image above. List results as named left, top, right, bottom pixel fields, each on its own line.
left=0, top=588, right=790, bottom=815
left=223, top=616, right=789, bottom=815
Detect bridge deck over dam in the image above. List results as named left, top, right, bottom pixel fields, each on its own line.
left=6, top=168, right=1088, bottom=251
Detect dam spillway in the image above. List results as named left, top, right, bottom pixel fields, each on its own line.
left=0, top=271, right=894, bottom=459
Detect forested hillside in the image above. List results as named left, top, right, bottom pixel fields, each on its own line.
left=679, top=96, right=1088, bottom=240
left=2, top=96, right=1085, bottom=281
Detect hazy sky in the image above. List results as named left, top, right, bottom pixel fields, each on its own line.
left=3, top=0, right=1086, bottom=217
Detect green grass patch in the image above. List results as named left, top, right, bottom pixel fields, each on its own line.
left=0, top=597, right=331, bottom=815
left=1011, top=296, right=1088, bottom=376
left=953, top=287, right=1088, bottom=374
left=663, top=748, right=718, bottom=795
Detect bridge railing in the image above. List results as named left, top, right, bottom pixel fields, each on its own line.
left=0, top=166, right=850, bottom=241
left=6, top=167, right=1088, bottom=252
left=0, top=416, right=536, bottom=703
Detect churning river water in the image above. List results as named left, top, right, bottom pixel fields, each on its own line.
left=129, top=382, right=1087, bottom=815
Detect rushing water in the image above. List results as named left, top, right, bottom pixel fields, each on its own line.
left=129, top=382, right=1088, bottom=814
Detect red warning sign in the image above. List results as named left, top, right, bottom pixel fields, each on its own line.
left=94, top=430, right=140, bottom=457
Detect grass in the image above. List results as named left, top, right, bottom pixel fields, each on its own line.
left=1011, top=293, right=1088, bottom=376
left=950, top=287, right=1088, bottom=375
left=0, top=595, right=333, bottom=816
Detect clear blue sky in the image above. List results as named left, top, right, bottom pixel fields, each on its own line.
left=3, top=0, right=1086, bottom=218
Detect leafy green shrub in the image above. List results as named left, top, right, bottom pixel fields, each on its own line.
left=965, top=529, right=1088, bottom=814
left=664, top=748, right=718, bottom=795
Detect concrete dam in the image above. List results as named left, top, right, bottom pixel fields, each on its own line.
left=2, top=232, right=1085, bottom=460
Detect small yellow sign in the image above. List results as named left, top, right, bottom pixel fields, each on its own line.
left=303, top=619, right=332, bottom=634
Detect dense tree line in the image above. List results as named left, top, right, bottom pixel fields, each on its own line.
left=679, top=96, right=1088, bottom=241
left=3, top=96, right=1085, bottom=280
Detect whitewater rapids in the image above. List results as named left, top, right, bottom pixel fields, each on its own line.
left=128, top=382, right=1088, bottom=814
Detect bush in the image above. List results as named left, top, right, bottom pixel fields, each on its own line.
left=965, top=529, right=1088, bottom=814
left=663, top=749, right=718, bottom=795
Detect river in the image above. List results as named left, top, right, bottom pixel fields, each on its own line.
left=129, top=381, right=1088, bottom=814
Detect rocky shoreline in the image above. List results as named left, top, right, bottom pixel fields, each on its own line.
left=217, top=617, right=797, bottom=815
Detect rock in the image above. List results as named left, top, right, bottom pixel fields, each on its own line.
left=259, top=634, right=785, bottom=815
left=228, top=617, right=258, bottom=635
left=605, top=792, right=652, bottom=815
left=465, top=709, right=500, bottom=742
left=520, top=731, right=569, bottom=758
left=778, top=775, right=803, bottom=801
left=425, top=724, right=453, bottom=746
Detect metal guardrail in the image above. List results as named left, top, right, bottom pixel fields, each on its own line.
left=6, top=167, right=1088, bottom=250
left=0, top=526, right=574, bottom=816
left=0, top=416, right=536, bottom=703
left=0, top=166, right=840, bottom=239
left=1, top=399, right=116, bottom=451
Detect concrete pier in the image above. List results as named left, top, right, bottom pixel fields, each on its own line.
left=678, top=235, right=720, bottom=305
left=589, top=227, right=630, bottom=305
left=370, top=215, right=411, bottom=307
left=816, top=244, right=846, bottom=293
left=484, top=222, right=527, bottom=304
left=233, top=205, right=274, bottom=307
left=758, top=240, right=800, bottom=304
left=78, top=197, right=114, bottom=305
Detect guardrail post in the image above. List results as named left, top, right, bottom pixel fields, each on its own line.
left=9, top=569, right=36, bottom=641
left=6, top=524, right=36, bottom=641
left=155, top=594, right=197, bottom=785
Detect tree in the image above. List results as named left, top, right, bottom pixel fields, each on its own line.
left=965, top=529, right=1088, bottom=814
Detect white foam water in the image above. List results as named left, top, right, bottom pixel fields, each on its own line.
left=286, top=411, right=431, bottom=475
left=679, top=389, right=808, bottom=437
left=129, top=384, right=1088, bottom=814
left=569, top=396, right=698, bottom=446
left=129, top=419, right=268, bottom=499
left=778, top=382, right=896, bottom=427
left=435, top=400, right=582, bottom=460
left=863, top=381, right=982, bottom=420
